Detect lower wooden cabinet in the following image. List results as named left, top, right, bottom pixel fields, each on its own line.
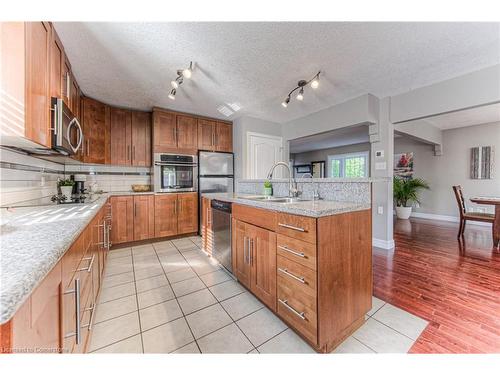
left=201, top=197, right=213, bottom=254
left=133, top=195, right=155, bottom=241
left=110, top=196, right=134, bottom=244
left=177, top=193, right=198, bottom=234
left=232, top=219, right=277, bottom=311
left=154, top=193, right=198, bottom=238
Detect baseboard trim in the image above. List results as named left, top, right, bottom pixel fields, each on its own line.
left=410, top=212, right=491, bottom=227
left=372, top=238, right=395, bottom=249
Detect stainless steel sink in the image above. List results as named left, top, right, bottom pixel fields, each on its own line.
left=240, top=196, right=310, bottom=204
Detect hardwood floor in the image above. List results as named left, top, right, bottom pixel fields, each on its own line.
left=373, top=217, right=500, bottom=353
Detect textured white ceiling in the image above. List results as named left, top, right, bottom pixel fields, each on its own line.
left=424, top=102, right=500, bottom=130
left=53, top=22, right=500, bottom=124
left=289, top=125, right=369, bottom=153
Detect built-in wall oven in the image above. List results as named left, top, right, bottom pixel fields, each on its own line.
left=154, top=153, right=198, bottom=193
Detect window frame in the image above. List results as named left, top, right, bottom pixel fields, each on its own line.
left=327, top=151, right=369, bottom=178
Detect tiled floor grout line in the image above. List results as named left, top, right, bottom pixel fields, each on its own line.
left=130, top=249, right=146, bottom=353
left=177, top=239, right=259, bottom=353
left=368, top=315, right=421, bottom=343
left=350, top=336, right=377, bottom=353
left=89, top=332, right=143, bottom=353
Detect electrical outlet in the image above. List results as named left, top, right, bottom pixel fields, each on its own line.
left=377, top=206, right=384, bottom=215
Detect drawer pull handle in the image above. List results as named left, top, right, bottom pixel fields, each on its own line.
left=278, top=245, right=305, bottom=258
left=64, top=279, right=81, bottom=344
left=278, top=298, right=306, bottom=320
left=278, top=267, right=305, bottom=284
left=278, top=223, right=306, bottom=232
left=77, top=254, right=95, bottom=273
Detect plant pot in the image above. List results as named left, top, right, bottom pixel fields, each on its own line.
left=60, top=186, right=73, bottom=199
left=395, top=206, right=412, bottom=220
left=263, top=187, right=273, bottom=196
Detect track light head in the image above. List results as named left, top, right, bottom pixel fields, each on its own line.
left=296, top=87, right=304, bottom=101
left=182, top=61, right=193, bottom=79
left=281, top=96, right=290, bottom=108
left=168, top=89, right=176, bottom=100
left=311, top=76, right=319, bottom=89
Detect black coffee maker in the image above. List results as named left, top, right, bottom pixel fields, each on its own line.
left=71, top=175, right=87, bottom=196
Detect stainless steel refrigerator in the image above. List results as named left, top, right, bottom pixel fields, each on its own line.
left=198, top=151, right=234, bottom=233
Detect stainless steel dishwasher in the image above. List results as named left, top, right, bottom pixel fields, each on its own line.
left=211, top=199, right=233, bottom=274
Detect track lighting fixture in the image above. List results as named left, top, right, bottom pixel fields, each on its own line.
left=168, top=61, right=193, bottom=100
left=281, top=71, right=321, bottom=108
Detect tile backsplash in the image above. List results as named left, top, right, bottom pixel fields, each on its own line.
left=0, top=148, right=151, bottom=206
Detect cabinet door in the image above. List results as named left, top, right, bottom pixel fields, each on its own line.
left=61, top=54, right=71, bottom=106
left=215, top=122, right=232, bottom=152
left=70, top=75, right=80, bottom=119
left=248, top=223, right=277, bottom=311
left=177, top=192, right=198, bottom=235
left=110, top=196, right=134, bottom=244
left=25, top=21, right=51, bottom=148
left=82, top=98, right=106, bottom=164
left=154, top=194, right=178, bottom=237
left=49, top=27, right=63, bottom=99
left=134, top=195, right=155, bottom=241
left=153, top=110, right=177, bottom=151
left=110, top=107, right=132, bottom=165
left=232, top=219, right=251, bottom=288
left=197, top=119, right=215, bottom=151
left=176, top=115, right=198, bottom=150
left=131, top=111, right=151, bottom=167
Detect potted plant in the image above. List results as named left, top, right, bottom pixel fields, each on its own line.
left=263, top=180, right=273, bottom=196
left=58, top=178, right=75, bottom=199
left=393, top=177, right=430, bottom=219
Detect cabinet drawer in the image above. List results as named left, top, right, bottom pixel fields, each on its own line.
left=233, top=204, right=277, bottom=232
left=277, top=255, right=317, bottom=299
left=277, top=281, right=317, bottom=345
left=276, top=212, right=316, bottom=244
left=277, top=234, right=316, bottom=270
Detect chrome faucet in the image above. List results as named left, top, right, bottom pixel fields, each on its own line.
left=266, top=162, right=298, bottom=198
left=297, top=173, right=320, bottom=201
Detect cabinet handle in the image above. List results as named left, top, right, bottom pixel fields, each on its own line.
left=64, top=279, right=82, bottom=344
left=86, top=140, right=90, bottom=156
left=278, top=267, right=305, bottom=284
left=278, top=223, right=306, bottom=232
left=82, top=303, right=96, bottom=331
left=132, top=146, right=135, bottom=163
left=249, top=238, right=254, bottom=265
left=174, top=127, right=177, bottom=143
left=212, top=133, right=215, bottom=146
left=278, top=298, right=306, bottom=320
left=278, top=245, right=306, bottom=258
left=66, top=72, right=71, bottom=100
left=243, top=236, right=248, bottom=264
left=173, top=200, right=177, bottom=214
left=77, top=254, right=96, bottom=273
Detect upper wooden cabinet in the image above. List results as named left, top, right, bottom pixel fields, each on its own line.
left=215, top=122, right=232, bottom=152
left=49, top=27, right=64, bottom=100
left=197, top=119, right=232, bottom=152
left=81, top=97, right=107, bottom=164
left=25, top=22, right=51, bottom=148
left=176, top=115, right=198, bottom=150
left=110, top=107, right=132, bottom=165
left=131, top=111, right=152, bottom=167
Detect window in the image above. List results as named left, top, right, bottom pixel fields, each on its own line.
left=327, top=152, right=369, bottom=178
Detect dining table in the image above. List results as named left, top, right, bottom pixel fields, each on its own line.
left=470, top=196, right=500, bottom=248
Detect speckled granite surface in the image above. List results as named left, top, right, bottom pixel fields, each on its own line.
left=203, top=193, right=371, bottom=218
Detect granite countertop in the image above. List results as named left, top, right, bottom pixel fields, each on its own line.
left=203, top=193, right=371, bottom=218
left=0, top=191, right=155, bottom=324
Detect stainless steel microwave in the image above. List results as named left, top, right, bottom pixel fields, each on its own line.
left=51, top=97, right=83, bottom=155
left=154, top=153, right=198, bottom=193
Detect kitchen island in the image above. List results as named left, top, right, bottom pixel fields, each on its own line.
left=202, top=192, right=372, bottom=353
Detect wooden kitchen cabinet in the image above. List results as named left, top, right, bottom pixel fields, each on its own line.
left=154, top=194, right=178, bottom=237
left=177, top=192, right=198, bottom=235
left=61, top=54, right=71, bottom=107
left=133, top=195, right=155, bottom=241
left=49, top=26, right=64, bottom=100
left=131, top=111, right=151, bottom=167
left=110, top=107, right=132, bottom=165
left=25, top=21, right=51, bottom=149
left=176, top=115, right=198, bottom=150
left=232, top=218, right=252, bottom=288
left=197, top=119, right=216, bottom=151
left=201, top=197, right=213, bottom=254
left=153, top=110, right=177, bottom=152
left=81, top=97, right=107, bottom=164
left=215, top=122, right=232, bottom=152
left=110, top=196, right=134, bottom=244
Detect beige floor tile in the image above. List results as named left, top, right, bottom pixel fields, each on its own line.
left=177, top=244, right=199, bottom=253
left=106, top=255, right=133, bottom=267
left=191, top=262, right=221, bottom=276
left=352, top=318, right=414, bottom=353
left=172, top=341, right=200, bottom=353
left=133, top=255, right=160, bottom=267
left=98, top=281, right=136, bottom=304
left=181, top=249, right=205, bottom=259
left=154, top=247, right=179, bottom=256
left=200, top=269, right=232, bottom=287
left=136, top=274, right=169, bottom=293
left=94, top=295, right=138, bottom=324
left=102, top=271, right=135, bottom=289
left=137, top=285, right=175, bottom=309
left=197, top=323, right=253, bottom=353
left=108, top=248, right=132, bottom=259
left=134, top=265, right=164, bottom=280
left=153, top=241, right=175, bottom=251
left=132, top=244, right=155, bottom=254
left=372, top=304, right=428, bottom=340
left=236, top=308, right=287, bottom=346
left=88, top=312, right=140, bottom=352
left=221, top=292, right=263, bottom=320
left=367, top=296, right=385, bottom=316
left=104, top=262, right=133, bottom=277
left=332, top=336, right=375, bottom=353
left=92, top=334, right=143, bottom=353
left=142, top=318, right=194, bottom=353
left=248, top=349, right=259, bottom=354
left=167, top=267, right=198, bottom=284
left=257, top=329, right=315, bottom=353
left=185, top=304, right=232, bottom=339
left=161, top=259, right=190, bottom=274
left=177, top=289, right=218, bottom=315
left=171, top=277, right=206, bottom=297
left=209, top=280, right=245, bottom=301
left=139, top=299, right=183, bottom=331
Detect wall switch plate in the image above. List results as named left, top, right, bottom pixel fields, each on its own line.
left=377, top=206, right=384, bottom=215
left=375, top=150, right=384, bottom=158
left=375, top=162, right=387, bottom=170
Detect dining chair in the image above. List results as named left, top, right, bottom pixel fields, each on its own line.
left=452, top=185, right=495, bottom=238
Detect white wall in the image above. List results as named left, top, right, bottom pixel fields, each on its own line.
left=232, top=116, right=283, bottom=179
left=394, top=122, right=500, bottom=217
